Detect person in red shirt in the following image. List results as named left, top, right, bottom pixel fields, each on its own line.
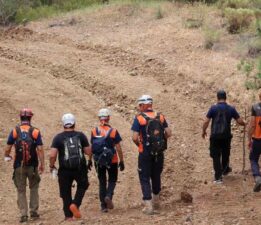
left=91, top=108, right=124, bottom=212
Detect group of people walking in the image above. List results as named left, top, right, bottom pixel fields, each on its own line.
left=202, top=90, right=261, bottom=193
left=4, top=94, right=171, bottom=223
left=3, top=91, right=261, bottom=223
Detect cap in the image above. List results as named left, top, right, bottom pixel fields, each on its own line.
left=62, top=113, right=75, bottom=128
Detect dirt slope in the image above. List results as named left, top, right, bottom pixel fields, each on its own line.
left=0, top=3, right=260, bottom=225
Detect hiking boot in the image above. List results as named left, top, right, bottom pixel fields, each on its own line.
left=223, top=167, right=232, bottom=176
left=65, top=217, right=74, bottom=221
left=142, top=200, right=154, bottom=215
left=152, top=194, right=160, bottom=210
left=254, top=176, right=261, bottom=192
left=69, top=203, right=81, bottom=219
left=213, top=179, right=223, bottom=185
left=104, top=196, right=114, bottom=209
left=19, top=216, right=28, bottom=223
left=30, top=212, right=40, bottom=220
left=101, top=207, right=108, bottom=213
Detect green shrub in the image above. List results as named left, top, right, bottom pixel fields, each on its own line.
left=224, top=7, right=255, bottom=33
left=155, top=6, right=163, bottom=19
left=203, top=26, right=221, bottom=49
left=255, top=9, right=261, bottom=19
left=239, top=58, right=261, bottom=90
left=0, top=0, right=20, bottom=25
left=218, top=0, right=252, bottom=9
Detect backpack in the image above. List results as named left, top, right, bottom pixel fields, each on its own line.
left=211, top=106, right=230, bottom=140
left=141, top=112, right=167, bottom=156
left=63, top=135, right=83, bottom=169
left=15, top=126, right=37, bottom=167
left=92, top=128, right=115, bottom=168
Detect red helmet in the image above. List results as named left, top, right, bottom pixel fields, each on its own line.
left=20, top=108, right=33, bottom=117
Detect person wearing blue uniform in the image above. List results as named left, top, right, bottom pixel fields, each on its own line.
left=131, top=95, right=171, bottom=214
left=202, top=90, right=245, bottom=184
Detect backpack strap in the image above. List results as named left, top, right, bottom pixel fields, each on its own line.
left=141, top=112, right=150, bottom=121
left=28, top=126, right=34, bottom=139
left=105, top=128, right=113, bottom=139
left=15, top=126, right=21, bottom=139
left=95, top=127, right=100, bottom=136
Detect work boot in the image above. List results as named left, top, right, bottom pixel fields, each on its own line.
left=104, top=196, right=114, bottom=209
left=223, top=167, right=232, bottom=176
left=30, top=211, right=40, bottom=220
left=142, top=200, right=154, bottom=215
left=19, top=216, right=28, bottom=223
left=152, top=194, right=160, bottom=210
left=253, top=176, right=261, bottom=192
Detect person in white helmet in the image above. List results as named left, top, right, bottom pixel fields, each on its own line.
left=49, top=113, right=92, bottom=221
left=90, top=108, right=124, bottom=213
left=131, top=95, right=171, bottom=215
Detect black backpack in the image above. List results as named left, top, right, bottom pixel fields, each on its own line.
left=211, top=107, right=230, bottom=139
left=63, top=135, right=83, bottom=169
left=92, top=128, right=115, bottom=168
left=15, top=126, right=37, bottom=167
left=141, top=112, right=167, bottom=156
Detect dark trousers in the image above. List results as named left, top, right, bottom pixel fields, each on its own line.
left=95, top=163, right=118, bottom=209
left=209, top=138, right=231, bottom=180
left=250, top=139, right=261, bottom=177
left=138, top=153, right=164, bottom=200
left=58, top=167, right=89, bottom=217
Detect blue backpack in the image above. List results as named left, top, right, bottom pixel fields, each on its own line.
left=92, top=128, right=115, bottom=168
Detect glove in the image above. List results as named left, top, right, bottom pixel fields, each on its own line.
left=4, top=155, right=12, bottom=162
left=119, top=161, right=125, bottom=171
left=87, top=160, right=93, bottom=171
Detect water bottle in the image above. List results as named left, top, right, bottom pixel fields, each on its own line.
left=51, top=168, right=58, bottom=179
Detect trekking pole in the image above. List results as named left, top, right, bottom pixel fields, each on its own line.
left=242, top=108, right=247, bottom=174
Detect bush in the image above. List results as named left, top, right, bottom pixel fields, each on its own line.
left=0, top=0, right=20, bottom=25
left=224, top=7, right=255, bottom=33
left=0, top=0, right=100, bottom=24
left=155, top=6, right=163, bottom=19
left=239, top=57, right=261, bottom=90
left=203, top=26, right=221, bottom=49
left=218, top=0, right=252, bottom=9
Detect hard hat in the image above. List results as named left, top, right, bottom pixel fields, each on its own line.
left=20, top=108, right=33, bottom=117
left=62, top=113, right=75, bottom=127
left=98, top=108, right=111, bottom=118
left=137, top=95, right=153, bottom=105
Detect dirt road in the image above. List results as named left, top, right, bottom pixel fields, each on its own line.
left=0, top=3, right=260, bottom=225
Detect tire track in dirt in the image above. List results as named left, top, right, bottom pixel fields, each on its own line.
left=1, top=26, right=250, bottom=224
left=0, top=41, right=196, bottom=203
left=1, top=14, right=259, bottom=224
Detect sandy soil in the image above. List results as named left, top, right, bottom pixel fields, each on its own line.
left=0, top=2, right=260, bottom=225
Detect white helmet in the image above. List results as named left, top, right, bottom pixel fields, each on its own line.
left=137, top=95, right=153, bottom=105
left=62, top=113, right=75, bottom=127
left=98, top=108, right=111, bottom=118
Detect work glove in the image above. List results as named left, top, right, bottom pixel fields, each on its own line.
left=119, top=161, right=125, bottom=171
left=87, top=160, right=93, bottom=171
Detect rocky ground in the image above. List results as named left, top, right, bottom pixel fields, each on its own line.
left=0, top=2, right=260, bottom=225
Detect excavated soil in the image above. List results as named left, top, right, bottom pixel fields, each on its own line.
left=0, top=3, right=260, bottom=225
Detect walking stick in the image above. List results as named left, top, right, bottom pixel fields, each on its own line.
left=242, top=108, right=247, bottom=174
